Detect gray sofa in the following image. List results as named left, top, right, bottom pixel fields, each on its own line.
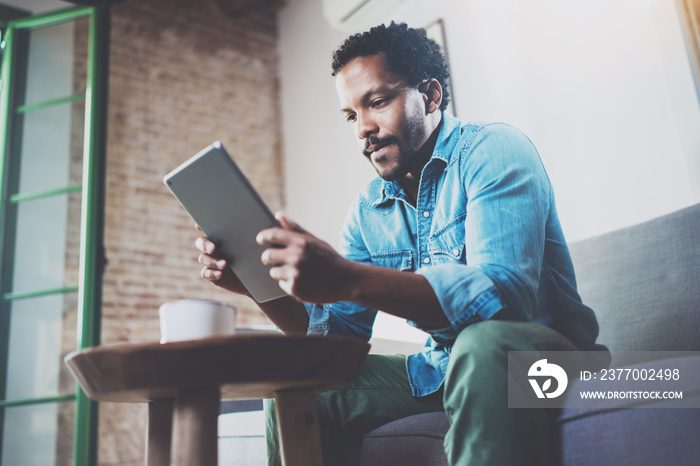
left=219, top=203, right=700, bottom=465
left=359, top=203, right=700, bottom=466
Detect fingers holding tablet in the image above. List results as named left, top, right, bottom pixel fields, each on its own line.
left=195, top=235, right=250, bottom=296
left=196, top=236, right=224, bottom=279
left=165, top=142, right=286, bottom=303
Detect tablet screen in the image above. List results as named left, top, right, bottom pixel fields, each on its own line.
left=164, top=142, right=286, bottom=303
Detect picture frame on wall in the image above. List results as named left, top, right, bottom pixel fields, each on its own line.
left=678, top=0, right=700, bottom=103
left=425, top=18, right=457, bottom=117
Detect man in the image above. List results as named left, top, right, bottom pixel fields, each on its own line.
left=197, top=22, right=605, bottom=466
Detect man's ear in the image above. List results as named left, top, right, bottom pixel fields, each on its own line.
left=419, top=79, right=443, bottom=115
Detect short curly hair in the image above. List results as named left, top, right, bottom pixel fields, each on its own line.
left=331, top=22, right=451, bottom=112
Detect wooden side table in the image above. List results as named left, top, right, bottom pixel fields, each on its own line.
left=64, top=333, right=370, bottom=466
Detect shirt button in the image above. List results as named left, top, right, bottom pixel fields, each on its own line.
left=423, top=257, right=431, bottom=264
left=452, top=248, right=460, bottom=256
left=423, top=211, right=430, bottom=218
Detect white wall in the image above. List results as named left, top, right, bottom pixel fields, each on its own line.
left=280, top=0, right=700, bottom=244
left=278, top=0, right=378, bottom=246
left=278, top=0, right=700, bottom=341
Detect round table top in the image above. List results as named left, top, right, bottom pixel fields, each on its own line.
left=64, top=333, right=370, bottom=402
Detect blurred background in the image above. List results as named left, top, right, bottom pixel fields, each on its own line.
left=0, top=0, right=698, bottom=464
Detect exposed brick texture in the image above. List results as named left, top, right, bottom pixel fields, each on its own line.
left=98, top=0, right=283, bottom=463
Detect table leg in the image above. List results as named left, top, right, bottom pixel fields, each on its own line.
left=172, top=387, right=221, bottom=466
left=274, top=389, right=323, bottom=466
left=147, top=400, right=174, bottom=466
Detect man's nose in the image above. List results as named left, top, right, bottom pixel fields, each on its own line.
left=356, top=112, right=378, bottom=140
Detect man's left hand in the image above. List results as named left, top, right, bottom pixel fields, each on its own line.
left=257, top=213, right=357, bottom=304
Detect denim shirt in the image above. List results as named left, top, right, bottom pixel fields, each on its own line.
left=305, top=113, right=600, bottom=397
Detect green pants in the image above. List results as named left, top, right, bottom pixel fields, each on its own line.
left=265, top=321, right=588, bottom=466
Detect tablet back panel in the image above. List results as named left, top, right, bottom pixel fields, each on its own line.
left=164, top=142, right=285, bottom=303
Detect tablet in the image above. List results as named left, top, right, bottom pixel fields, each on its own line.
left=163, top=141, right=286, bottom=303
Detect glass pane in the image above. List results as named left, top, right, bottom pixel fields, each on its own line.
left=14, top=99, right=84, bottom=195
left=21, top=17, right=88, bottom=107
left=10, top=192, right=81, bottom=294
left=4, top=292, right=78, bottom=401
left=1, top=401, right=75, bottom=466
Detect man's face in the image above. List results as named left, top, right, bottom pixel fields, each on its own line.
left=335, top=54, right=432, bottom=182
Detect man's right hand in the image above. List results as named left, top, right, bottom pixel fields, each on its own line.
left=195, top=235, right=251, bottom=297
left=195, top=231, right=310, bottom=335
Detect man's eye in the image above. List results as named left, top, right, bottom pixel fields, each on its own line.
left=371, top=99, right=386, bottom=109
left=345, top=114, right=356, bottom=122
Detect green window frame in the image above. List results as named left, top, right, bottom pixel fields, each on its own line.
left=0, top=5, right=109, bottom=466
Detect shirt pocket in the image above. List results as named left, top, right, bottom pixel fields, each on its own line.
left=370, top=249, right=415, bottom=271
left=428, top=215, right=466, bottom=265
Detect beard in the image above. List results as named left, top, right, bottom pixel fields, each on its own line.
left=362, top=111, right=427, bottom=182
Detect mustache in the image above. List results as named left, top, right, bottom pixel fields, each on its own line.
left=363, top=135, right=398, bottom=158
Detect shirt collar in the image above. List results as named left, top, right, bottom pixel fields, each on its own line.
left=379, top=112, right=462, bottom=202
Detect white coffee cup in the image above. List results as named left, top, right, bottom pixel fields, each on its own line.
left=159, top=299, right=236, bottom=343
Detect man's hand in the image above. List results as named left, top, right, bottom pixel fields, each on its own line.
left=258, top=213, right=448, bottom=328
left=195, top=233, right=251, bottom=297
left=197, top=213, right=448, bottom=330
left=195, top=224, right=310, bottom=335
left=257, top=213, right=358, bottom=304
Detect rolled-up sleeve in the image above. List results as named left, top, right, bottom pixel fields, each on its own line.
left=412, top=123, right=551, bottom=343
left=304, top=200, right=378, bottom=342
left=304, top=300, right=374, bottom=341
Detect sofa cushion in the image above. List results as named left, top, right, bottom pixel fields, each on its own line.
left=569, top=203, right=700, bottom=363
left=552, top=406, right=700, bottom=466
left=359, top=205, right=700, bottom=465
left=359, top=356, right=700, bottom=466
left=551, top=355, right=700, bottom=466
left=359, top=412, right=449, bottom=466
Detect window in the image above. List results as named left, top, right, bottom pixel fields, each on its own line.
left=0, top=5, right=108, bottom=465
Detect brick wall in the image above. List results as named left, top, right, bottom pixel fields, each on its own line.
left=99, top=0, right=283, bottom=463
